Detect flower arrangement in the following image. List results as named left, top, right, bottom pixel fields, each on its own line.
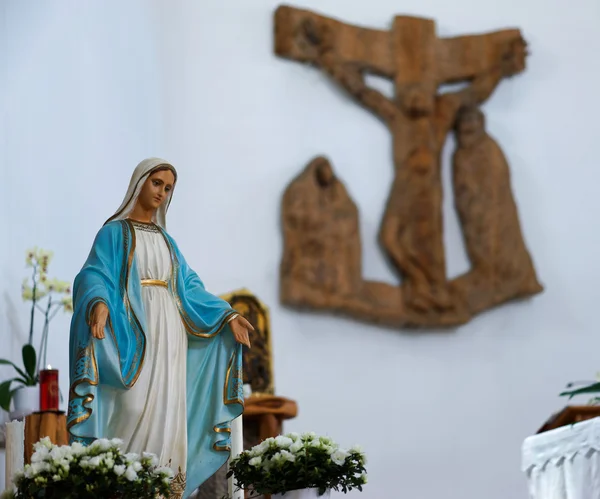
left=227, top=432, right=367, bottom=496
left=0, top=248, right=73, bottom=411
left=1, top=437, right=173, bottom=499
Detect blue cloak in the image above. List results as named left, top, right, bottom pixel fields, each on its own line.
left=67, top=219, right=244, bottom=497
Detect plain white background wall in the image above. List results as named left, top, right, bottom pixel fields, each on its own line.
left=1, top=0, right=600, bottom=497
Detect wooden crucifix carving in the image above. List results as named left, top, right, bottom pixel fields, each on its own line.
left=275, top=6, right=543, bottom=328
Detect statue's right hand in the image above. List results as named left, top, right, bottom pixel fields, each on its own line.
left=90, top=302, right=109, bottom=340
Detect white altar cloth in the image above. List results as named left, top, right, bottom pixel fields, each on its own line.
left=522, top=416, right=600, bottom=499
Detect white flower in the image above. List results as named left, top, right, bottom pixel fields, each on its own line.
left=33, top=288, right=49, bottom=300
left=254, top=441, right=270, bottom=455
left=360, top=473, right=368, bottom=484
left=34, top=437, right=53, bottom=451
left=31, top=461, right=51, bottom=475
left=142, top=452, right=159, bottom=466
left=249, top=457, right=262, bottom=467
left=50, top=446, right=70, bottom=461
left=36, top=248, right=53, bottom=262
left=25, top=250, right=34, bottom=267
left=331, top=450, right=349, bottom=466
left=275, top=436, right=294, bottom=449
left=286, top=432, right=300, bottom=441
left=124, top=452, right=140, bottom=464
left=52, top=474, right=61, bottom=482
left=105, top=458, right=115, bottom=469
left=113, top=465, right=126, bottom=476
left=125, top=466, right=138, bottom=481
left=88, top=456, right=101, bottom=468
left=31, top=447, right=50, bottom=463
left=52, top=279, right=71, bottom=293
left=70, top=442, right=85, bottom=456
left=302, top=431, right=317, bottom=440
left=61, top=296, right=73, bottom=312
left=319, top=436, right=334, bottom=445
left=290, top=441, right=304, bottom=453
left=350, top=444, right=363, bottom=453
left=33, top=248, right=53, bottom=273
left=318, top=444, right=334, bottom=455
left=109, top=438, right=124, bottom=447
left=280, top=450, right=296, bottom=462
left=25, top=247, right=42, bottom=267
left=90, top=438, right=111, bottom=452
left=156, top=466, right=174, bottom=478
left=132, top=461, right=142, bottom=472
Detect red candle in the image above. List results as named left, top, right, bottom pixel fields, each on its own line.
left=39, top=367, right=59, bottom=411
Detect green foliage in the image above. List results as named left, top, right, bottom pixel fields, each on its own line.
left=560, top=380, right=600, bottom=400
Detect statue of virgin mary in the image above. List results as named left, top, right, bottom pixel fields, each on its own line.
left=67, top=158, right=253, bottom=499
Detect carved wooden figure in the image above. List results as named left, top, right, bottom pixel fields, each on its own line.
left=281, top=157, right=362, bottom=309
left=275, top=6, right=542, bottom=327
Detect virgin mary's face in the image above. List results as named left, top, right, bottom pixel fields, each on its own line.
left=138, top=169, right=175, bottom=211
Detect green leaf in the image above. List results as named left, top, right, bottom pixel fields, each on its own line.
left=0, top=379, right=17, bottom=412
left=0, top=358, right=20, bottom=370
left=560, top=382, right=600, bottom=397
left=13, top=365, right=30, bottom=384
left=0, top=357, right=32, bottom=383
left=22, top=344, right=37, bottom=379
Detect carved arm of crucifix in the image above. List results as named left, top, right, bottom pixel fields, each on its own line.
left=299, top=17, right=398, bottom=125
left=435, top=37, right=528, bottom=143
left=316, top=51, right=399, bottom=125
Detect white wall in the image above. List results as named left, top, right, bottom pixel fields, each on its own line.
left=2, top=0, right=600, bottom=497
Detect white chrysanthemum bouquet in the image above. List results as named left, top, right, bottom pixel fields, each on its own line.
left=227, top=432, right=367, bottom=496
left=2, top=437, right=173, bottom=499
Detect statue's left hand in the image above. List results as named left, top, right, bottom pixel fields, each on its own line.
left=230, top=316, right=254, bottom=348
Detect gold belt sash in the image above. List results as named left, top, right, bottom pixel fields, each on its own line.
left=141, top=279, right=168, bottom=288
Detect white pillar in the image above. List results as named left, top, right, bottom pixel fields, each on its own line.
left=228, top=415, right=244, bottom=499
left=4, top=420, right=25, bottom=493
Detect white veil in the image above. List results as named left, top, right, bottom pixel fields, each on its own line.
left=105, top=158, right=177, bottom=229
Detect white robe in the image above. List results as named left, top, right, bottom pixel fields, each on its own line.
left=106, top=221, right=188, bottom=475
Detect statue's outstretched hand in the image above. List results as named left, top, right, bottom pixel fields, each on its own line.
left=230, top=315, right=254, bottom=348
left=90, top=302, right=109, bottom=340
